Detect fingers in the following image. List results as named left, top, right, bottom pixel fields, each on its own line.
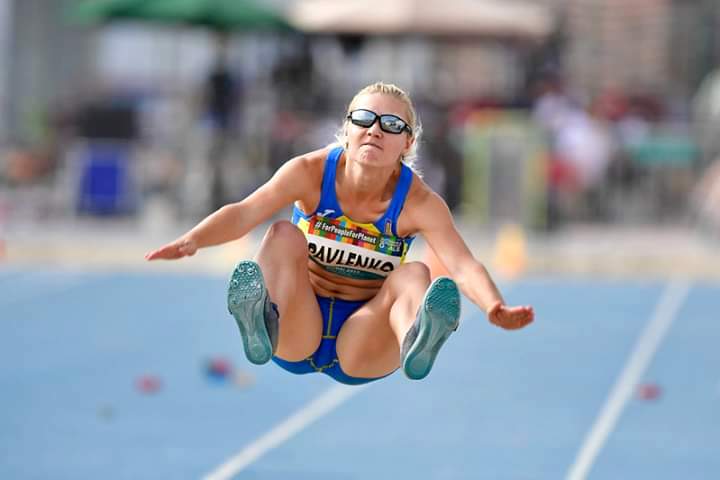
left=144, top=246, right=177, bottom=261
left=489, top=305, right=534, bottom=330
left=145, top=238, right=198, bottom=261
left=144, top=244, right=182, bottom=261
left=509, top=306, right=534, bottom=329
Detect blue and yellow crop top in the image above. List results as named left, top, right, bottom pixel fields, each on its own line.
left=291, top=146, right=416, bottom=280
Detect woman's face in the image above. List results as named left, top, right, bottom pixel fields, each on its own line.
left=344, top=93, right=413, bottom=169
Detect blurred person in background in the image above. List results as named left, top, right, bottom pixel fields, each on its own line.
left=692, top=68, right=720, bottom=237
left=693, top=67, right=720, bottom=168
left=691, top=158, right=720, bottom=238
left=205, top=33, right=242, bottom=211
left=533, top=77, right=614, bottom=225
left=532, top=74, right=574, bottom=140
left=146, top=81, right=534, bottom=385
left=553, top=103, right=614, bottom=215
left=205, top=37, right=239, bottom=135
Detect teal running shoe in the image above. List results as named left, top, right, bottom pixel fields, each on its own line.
left=401, top=277, right=461, bottom=380
left=227, top=261, right=279, bottom=365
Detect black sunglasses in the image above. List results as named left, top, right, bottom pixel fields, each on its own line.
left=347, top=109, right=413, bottom=135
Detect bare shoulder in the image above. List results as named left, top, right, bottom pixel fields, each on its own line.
left=404, top=173, right=434, bottom=208
left=397, top=172, right=452, bottom=236
left=280, top=146, right=332, bottom=213
left=283, top=147, right=329, bottom=180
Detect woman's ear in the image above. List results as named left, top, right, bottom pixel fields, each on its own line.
left=404, top=134, right=414, bottom=154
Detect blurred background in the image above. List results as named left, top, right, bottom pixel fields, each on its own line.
left=2, top=3, right=720, bottom=479
left=1, top=0, right=719, bottom=276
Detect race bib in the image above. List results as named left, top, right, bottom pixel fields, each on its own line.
left=296, top=215, right=410, bottom=280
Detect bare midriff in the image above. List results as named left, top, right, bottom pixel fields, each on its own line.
left=307, top=260, right=383, bottom=301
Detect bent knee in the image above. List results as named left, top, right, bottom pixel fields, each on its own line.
left=266, top=220, right=304, bottom=241
left=262, top=221, right=307, bottom=252
left=390, top=261, right=431, bottom=283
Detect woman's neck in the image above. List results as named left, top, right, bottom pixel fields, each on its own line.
left=338, top=154, right=399, bottom=203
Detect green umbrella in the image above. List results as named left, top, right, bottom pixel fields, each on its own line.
left=140, top=0, right=292, bottom=31
left=68, top=0, right=293, bottom=32
left=68, top=0, right=157, bottom=24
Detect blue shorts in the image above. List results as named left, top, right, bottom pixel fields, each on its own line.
left=272, top=295, right=393, bottom=385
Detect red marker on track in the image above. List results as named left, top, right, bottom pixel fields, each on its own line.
left=136, top=375, right=162, bottom=394
left=206, top=357, right=232, bottom=378
left=637, top=383, right=662, bottom=401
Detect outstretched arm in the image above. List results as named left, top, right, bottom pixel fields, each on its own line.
left=412, top=191, right=534, bottom=330
left=145, top=153, right=318, bottom=261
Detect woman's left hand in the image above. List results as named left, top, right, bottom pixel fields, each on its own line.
left=487, top=302, right=534, bottom=330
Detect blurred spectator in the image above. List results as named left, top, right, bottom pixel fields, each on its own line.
left=692, top=158, right=720, bottom=238
left=692, top=68, right=720, bottom=237
left=606, top=95, right=656, bottom=195
left=592, top=88, right=629, bottom=123
left=204, top=33, right=242, bottom=210
left=1, top=147, right=55, bottom=186
left=205, top=34, right=240, bottom=133
left=532, top=75, right=574, bottom=139
left=417, top=101, right=463, bottom=212
left=533, top=78, right=614, bottom=225
left=271, top=36, right=315, bottom=111
left=616, top=101, right=651, bottom=148
left=693, top=68, right=720, bottom=167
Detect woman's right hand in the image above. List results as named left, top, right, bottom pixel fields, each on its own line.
left=144, top=236, right=198, bottom=261
left=487, top=302, right=534, bottom=330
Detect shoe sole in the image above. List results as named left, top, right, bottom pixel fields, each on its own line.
left=403, top=277, right=461, bottom=380
left=227, top=261, right=273, bottom=365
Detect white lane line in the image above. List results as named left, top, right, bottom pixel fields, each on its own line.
left=203, top=383, right=367, bottom=480
left=565, top=279, right=691, bottom=480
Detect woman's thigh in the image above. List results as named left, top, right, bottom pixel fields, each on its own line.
left=255, top=221, right=323, bottom=361
left=335, top=262, right=431, bottom=378
left=335, top=292, right=399, bottom=378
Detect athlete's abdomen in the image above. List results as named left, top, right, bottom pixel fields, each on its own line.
left=307, top=261, right=383, bottom=301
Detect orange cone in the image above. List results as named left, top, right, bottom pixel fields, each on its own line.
left=492, top=223, right=528, bottom=279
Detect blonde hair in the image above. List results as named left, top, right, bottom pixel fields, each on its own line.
left=334, top=81, right=423, bottom=172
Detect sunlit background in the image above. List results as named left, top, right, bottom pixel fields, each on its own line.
left=0, top=0, right=718, bottom=276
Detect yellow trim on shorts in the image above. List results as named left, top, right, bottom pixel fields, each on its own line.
left=308, top=357, right=339, bottom=373
left=322, top=297, right=336, bottom=339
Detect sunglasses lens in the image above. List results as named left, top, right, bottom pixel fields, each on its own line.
left=380, top=115, right=406, bottom=134
left=348, top=109, right=411, bottom=135
left=350, top=110, right=376, bottom=127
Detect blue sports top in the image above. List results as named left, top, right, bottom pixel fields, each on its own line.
left=291, top=146, right=416, bottom=280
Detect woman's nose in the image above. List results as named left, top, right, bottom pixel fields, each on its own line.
left=366, top=119, right=383, bottom=136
